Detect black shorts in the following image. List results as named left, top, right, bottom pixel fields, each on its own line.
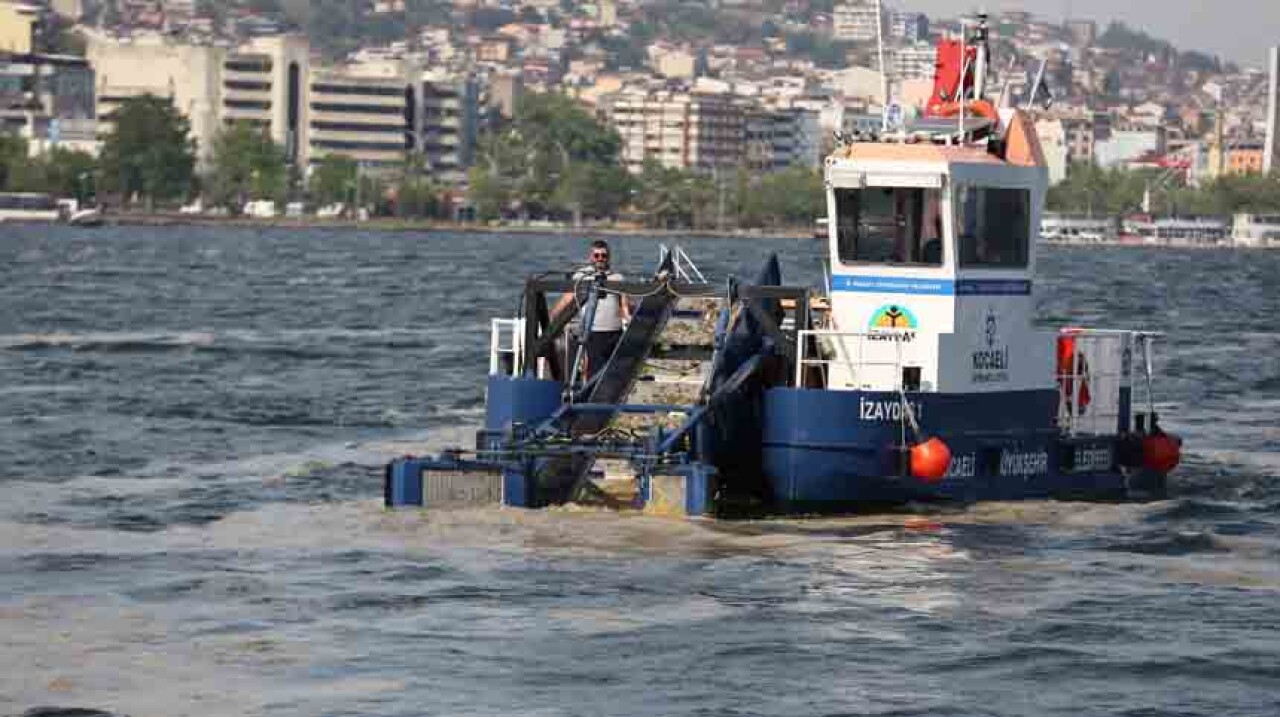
left=585, top=330, right=622, bottom=378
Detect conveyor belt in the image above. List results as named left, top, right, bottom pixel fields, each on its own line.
left=538, top=256, right=678, bottom=501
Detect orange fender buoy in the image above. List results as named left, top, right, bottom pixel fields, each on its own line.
left=1142, top=433, right=1182, bottom=474
left=1056, top=329, right=1091, bottom=412
left=910, top=437, right=952, bottom=484
left=927, top=98, right=999, bottom=122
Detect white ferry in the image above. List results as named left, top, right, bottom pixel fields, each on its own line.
left=1230, top=213, right=1280, bottom=248
left=0, top=192, right=60, bottom=223
left=1120, top=216, right=1230, bottom=246
left=1040, top=213, right=1118, bottom=244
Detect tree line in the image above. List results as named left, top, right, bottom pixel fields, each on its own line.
left=0, top=92, right=826, bottom=227
left=0, top=95, right=450, bottom=218
left=466, top=92, right=825, bottom=230
left=1048, top=163, right=1280, bottom=216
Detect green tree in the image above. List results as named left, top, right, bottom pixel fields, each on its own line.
left=582, top=164, right=634, bottom=221
left=0, top=135, right=31, bottom=191
left=468, top=165, right=510, bottom=221
left=206, top=122, right=288, bottom=211
left=754, top=165, right=825, bottom=227
left=1047, top=163, right=1152, bottom=215
left=308, top=153, right=358, bottom=207
left=35, top=147, right=99, bottom=201
left=394, top=155, right=443, bottom=219
left=636, top=159, right=694, bottom=229
left=470, top=93, right=627, bottom=221
left=98, top=94, right=196, bottom=208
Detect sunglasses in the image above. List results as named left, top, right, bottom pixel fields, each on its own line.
left=592, top=252, right=610, bottom=259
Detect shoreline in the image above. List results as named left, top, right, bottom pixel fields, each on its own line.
left=84, top=212, right=819, bottom=240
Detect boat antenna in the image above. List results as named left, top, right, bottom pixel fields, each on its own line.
left=1025, top=57, right=1047, bottom=110
left=957, top=20, right=967, bottom=139
left=875, top=0, right=889, bottom=132
left=973, top=12, right=989, bottom=98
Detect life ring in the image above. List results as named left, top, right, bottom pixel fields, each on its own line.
left=1056, top=329, right=1091, bottom=414
left=927, top=98, right=998, bottom=122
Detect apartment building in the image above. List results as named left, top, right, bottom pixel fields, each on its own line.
left=833, top=2, right=884, bottom=43
left=1224, top=140, right=1265, bottom=175
left=746, top=107, right=822, bottom=172
left=0, top=52, right=95, bottom=118
left=85, top=32, right=480, bottom=179
left=307, top=66, right=413, bottom=170
left=88, top=32, right=310, bottom=167
left=220, top=35, right=309, bottom=163
left=602, top=89, right=748, bottom=174
left=418, top=74, right=479, bottom=184
left=892, top=44, right=936, bottom=82
left=87, top=33, right=224, bottom=164
left=889, top=12, right=929, bottom=44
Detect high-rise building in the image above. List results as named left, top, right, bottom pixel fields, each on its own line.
left=602, top=89, right=748, bottom=174
left=307, top=67, right=413, bottom=171
left=833, top=2, right=885, bottom=43
left=88, top=33, right=225, bottom=166
left=1265, top=46, right=1278, bottom=175
left=221, top=35, right=310, bottom=164
left=418, top=73, right=479, bottom=184
left=89, top=32, right=308, bottom=168
left=892, top=44, right=936, bottom=82
left=889, top=11, right=929, bottom=44
left=746, top=107, right=823, bottom=172
left=87, top=32, right=485, bottom=181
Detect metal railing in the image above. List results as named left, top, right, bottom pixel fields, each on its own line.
left=658, top=244, right=707, bottom=283
left=489, top=318, right=526, bottom=377
left=1056, top=328, right=1163, bottom=436
left=795, top=329, right=911, bottom=389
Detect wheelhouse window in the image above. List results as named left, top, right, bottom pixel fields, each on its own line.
left=834, top=187, right=944, bottom=266
left=956, top=186, right=1031, bottom=268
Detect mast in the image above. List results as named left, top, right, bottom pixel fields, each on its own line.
left=875, top=0, right=890, bottom=131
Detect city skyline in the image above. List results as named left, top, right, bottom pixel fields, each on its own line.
left=908, top=0, right=1278, bottom=66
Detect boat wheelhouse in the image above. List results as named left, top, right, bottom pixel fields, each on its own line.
left=1040, top=213, right=1118, bottom=244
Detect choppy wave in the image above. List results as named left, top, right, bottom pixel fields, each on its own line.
left=2, top=228, right=1278, bottom=716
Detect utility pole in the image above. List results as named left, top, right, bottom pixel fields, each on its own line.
left=1265, top=46, right=1279, bottom=175
left=714, top=165, right=725, bottom=231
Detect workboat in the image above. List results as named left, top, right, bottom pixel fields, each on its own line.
left=385, top=17, right=1182, bottom=517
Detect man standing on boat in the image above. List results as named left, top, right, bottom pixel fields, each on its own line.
left=553, top=239, right=631, bottom=380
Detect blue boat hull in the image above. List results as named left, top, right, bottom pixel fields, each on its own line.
left=760, top=387, right=1159, bottom=508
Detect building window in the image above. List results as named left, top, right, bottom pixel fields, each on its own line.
left=310, top=103, right=404, bottom=115
left=225, top=99, right=272, bottom=110
left=956, top=186, right=1031, bottom=268
left=224, top=80, right=272, bottom=91
left=312, top=121, right=408, bottom=133
left=287, top=62, right=301, bottom=162
left=226, top=60, right=273, bottom=73
left=835, top=187, right=944, bottom=266
left=311, top=84, right=406, bottom=97
left=311, top=139, right=406, bottom=151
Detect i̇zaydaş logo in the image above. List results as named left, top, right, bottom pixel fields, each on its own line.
left=867, top=304, right=918, bottom=342
left=971, top=307, right=1010, bottom=383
